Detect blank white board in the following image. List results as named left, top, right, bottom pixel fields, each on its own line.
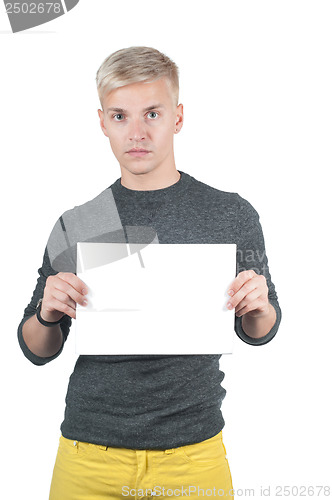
left=75, top=243, right=236, bottom=355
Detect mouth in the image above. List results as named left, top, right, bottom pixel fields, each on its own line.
left=127, top=148, right=151, bottom=157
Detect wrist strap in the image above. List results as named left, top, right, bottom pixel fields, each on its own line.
left=36, top=298, right=63, bottom=327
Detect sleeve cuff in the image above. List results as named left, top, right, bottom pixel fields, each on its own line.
left=17, top=315, right=66, bottom=366
left=234, top=301, right=282, bottom=346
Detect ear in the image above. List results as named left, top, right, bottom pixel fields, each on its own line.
left=174, top=103, right=184, bottom=134
left=97, top=109, right=109, bottom=137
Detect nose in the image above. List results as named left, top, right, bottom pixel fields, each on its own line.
left=128, top=118, right=147, bottom=142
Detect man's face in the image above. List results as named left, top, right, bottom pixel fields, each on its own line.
left=98, top=77, right=183, bottom=179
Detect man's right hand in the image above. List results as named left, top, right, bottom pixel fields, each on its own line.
left=40, top=272, right=88, bottom=321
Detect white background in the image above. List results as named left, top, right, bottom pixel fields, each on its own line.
left=1, top=1, right=331, bottom=498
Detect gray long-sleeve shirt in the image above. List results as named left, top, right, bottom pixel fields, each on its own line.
left=17, top=170, right=281, bottom=449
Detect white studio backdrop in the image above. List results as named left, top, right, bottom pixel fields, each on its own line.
left=1, top=0, right=331, bottom=498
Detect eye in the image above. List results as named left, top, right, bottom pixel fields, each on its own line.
left=113, top=113, right=125, bottom=121
left=147, top=111, right=159, bottom=119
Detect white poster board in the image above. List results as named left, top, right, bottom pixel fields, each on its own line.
left=75, top=243, right=236, bottom=355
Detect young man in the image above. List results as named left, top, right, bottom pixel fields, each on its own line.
left=18, top=47, right=281, bottom=499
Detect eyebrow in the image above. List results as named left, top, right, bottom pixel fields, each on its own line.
left=106, top=104, right=165, bottom=113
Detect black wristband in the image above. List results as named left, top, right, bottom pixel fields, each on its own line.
left=36, top=298, right=63, bottom=327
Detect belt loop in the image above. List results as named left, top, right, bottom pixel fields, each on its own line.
left=165, top=448, right=175, bottom=454
left=98, top=445, right=108, bottom=451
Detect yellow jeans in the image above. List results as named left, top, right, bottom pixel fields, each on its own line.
left=49, top=430, right=234, bottom=499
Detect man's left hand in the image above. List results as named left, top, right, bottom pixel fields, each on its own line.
left=226, top=270, right=270, bottom=318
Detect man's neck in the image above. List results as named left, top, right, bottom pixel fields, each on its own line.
left=120, top=168, right=181, bottom=191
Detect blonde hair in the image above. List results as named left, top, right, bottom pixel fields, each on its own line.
left=96, top=46, right=179, bottom=108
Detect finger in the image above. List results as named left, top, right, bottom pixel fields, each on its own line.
left=57, top=272, right=88, bottom=295
left=44, top=297, right=77, bottom=320
left=235, top=305, right=249, bottom=317
left=235, top=298, right=268, bottom=318
left=52, top=275, right=88, bottom=306
left=234, top=289, right=261, bottom=316
left=228, top=270, right=256, bottom=297
left=227, top=278, right=258, bottom=310
left=52, top=289, right=77, bottom=310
